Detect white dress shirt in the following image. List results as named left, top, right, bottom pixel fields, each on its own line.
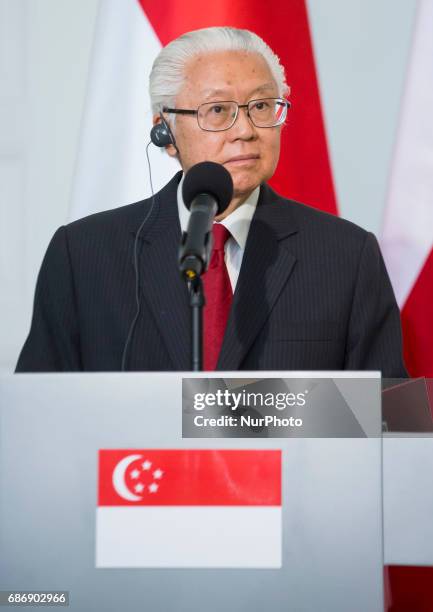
left=177, top=175, right=260, bottom=291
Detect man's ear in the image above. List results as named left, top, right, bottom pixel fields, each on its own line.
left=151, top=114, right=178, bottom=158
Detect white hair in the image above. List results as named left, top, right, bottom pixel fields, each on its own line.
left=149, top=26, right=288, bottom=115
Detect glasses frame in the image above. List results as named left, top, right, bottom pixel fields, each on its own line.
left=162, top=97, right=291, bottom=132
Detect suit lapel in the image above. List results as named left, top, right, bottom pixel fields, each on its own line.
left=218, top=184, right=298, bottom=370
left=133, top=172, right=191, bottom=370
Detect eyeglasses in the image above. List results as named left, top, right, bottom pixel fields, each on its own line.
left=162, top=98, right=290, bottom=132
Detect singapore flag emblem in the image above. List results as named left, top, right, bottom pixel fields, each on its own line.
left=96, top=449, right=282, bottom=568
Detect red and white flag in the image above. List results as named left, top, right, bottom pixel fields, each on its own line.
left=96, top=449, right=282, bottom=568
left=381, top=0, right=433, bottom=377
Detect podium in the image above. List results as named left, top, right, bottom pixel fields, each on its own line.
left=0, top=373, right=384, bottom=611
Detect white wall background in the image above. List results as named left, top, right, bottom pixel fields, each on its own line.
left=0, top=0, right=99, bottom=371
left=0, top=0, right=417, bottom=372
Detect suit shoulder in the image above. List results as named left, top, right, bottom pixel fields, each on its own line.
left=287, top=198, right=368, bottom=241
left=66, top=172, right=182, bottom=235
left=64, top=172, right=182, bottom=239
left=65, top=198, right=150, bottom=238
left=263, top=189, right=372, bottom=259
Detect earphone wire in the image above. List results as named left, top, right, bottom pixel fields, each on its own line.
left=120, top=140, right=156, bottom=371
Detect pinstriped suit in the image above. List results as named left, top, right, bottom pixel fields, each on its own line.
left=16, top=172, right=406, bottom=375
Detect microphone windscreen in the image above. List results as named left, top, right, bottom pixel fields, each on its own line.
left=182, top=161, right=233, bottom=214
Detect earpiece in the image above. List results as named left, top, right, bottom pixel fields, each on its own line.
left=150, top=113, right=177, bottom=149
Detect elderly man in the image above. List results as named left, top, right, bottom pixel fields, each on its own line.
left=16, top=27, right=406, bottom=375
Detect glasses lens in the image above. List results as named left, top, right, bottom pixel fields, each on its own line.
left=248, top=98, right=288, bottom=127
left=197, top=101, right=238, bottom=131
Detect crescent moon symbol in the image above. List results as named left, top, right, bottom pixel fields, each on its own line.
left=112, top=454, right=143, bottom=502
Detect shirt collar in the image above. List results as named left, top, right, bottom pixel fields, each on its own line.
left=177, top=173, right=260, bottom=250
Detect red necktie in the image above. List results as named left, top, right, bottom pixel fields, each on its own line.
left=202, top=223, right=233, bottom=370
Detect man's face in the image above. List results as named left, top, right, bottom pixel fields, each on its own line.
left=160, top=50, right=282, bottom=206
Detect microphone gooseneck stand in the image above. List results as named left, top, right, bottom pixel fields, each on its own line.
left=188, top=275, right=205, bottom=372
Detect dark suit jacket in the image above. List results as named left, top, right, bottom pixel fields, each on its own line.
left=16, top=172, right=407, bottom=375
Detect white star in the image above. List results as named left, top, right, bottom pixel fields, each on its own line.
left=149, top=482, right=159, bottom=493
left=153, top=469, right=164, bottom=479
left=130, top=469, right=140, bottom=479
left=142, top=460, right=152, bottom=471
left=134, top=483, right=144, bottom=493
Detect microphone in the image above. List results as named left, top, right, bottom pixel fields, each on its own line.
left=179, top=161, right=233, bottom=279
